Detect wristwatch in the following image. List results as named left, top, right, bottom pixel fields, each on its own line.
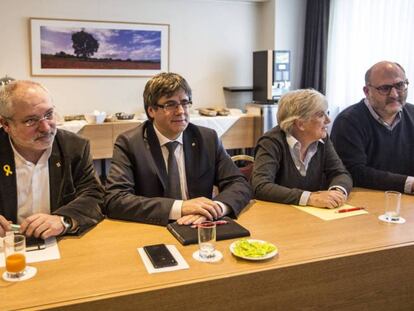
left=60, top=216, right=73, bottom=234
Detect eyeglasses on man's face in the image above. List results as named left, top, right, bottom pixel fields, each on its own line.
left=153, top=100, right=192, bottom=112
left=7, top=110, right=56, bottom=127
left=368, top=80, right=409, bottom=96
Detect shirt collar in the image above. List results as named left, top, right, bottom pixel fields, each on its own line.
left=9, top=137, right=52, bottom=166
left=364, top=98, right=402, bottom=130
left=153, top=124, right=183, bottom=146
left=285, top=133, right=324, bottom=150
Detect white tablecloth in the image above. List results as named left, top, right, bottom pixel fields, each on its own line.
left=189, top=114, right=240, bottom=137
left=57, top=120, right=87, bottom=133
left=58, top=113, right=242, bottom=138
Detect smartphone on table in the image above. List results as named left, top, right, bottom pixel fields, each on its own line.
left=143, top=244, right=178, bottom=268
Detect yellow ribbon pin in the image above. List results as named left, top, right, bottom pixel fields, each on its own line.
left=3, top=164, right=12, bottom=176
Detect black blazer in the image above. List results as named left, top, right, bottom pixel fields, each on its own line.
left=104, top=121, right=252, bottom=226
left=0, top=128, right=104, bottom=235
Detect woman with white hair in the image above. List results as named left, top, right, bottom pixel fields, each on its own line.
left=251, top=89, right=352, bottom=208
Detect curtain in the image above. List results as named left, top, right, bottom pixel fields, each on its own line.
left=326, top=0, right=414, bottom=117
left=300, top=0, right=331, bottom=94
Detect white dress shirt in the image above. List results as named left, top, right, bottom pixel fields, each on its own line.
left=10, top=139, right=52, bottom=224
left=152, top=125, right=229, bottom=220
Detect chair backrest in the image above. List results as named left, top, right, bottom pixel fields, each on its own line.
left=231, top=155, right=254, bottom=180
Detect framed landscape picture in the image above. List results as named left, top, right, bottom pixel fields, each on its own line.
left=30, top=18, right=169, bottom=77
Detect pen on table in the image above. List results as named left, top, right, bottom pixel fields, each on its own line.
left=190, top=220, right=228, bottom=228
left=335, top=207, right=366, bottom=213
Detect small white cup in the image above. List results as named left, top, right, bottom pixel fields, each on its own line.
left=198, top=222, right=216, bottom=259
left=384, top=191, right=401, bottom=221
left=84, top=112, right=106, bottom=124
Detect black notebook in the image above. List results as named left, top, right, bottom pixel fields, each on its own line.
left=167, top=216, right=250, bottom=245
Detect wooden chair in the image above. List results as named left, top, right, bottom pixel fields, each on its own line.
left=231, top=155, right=254, bottom=180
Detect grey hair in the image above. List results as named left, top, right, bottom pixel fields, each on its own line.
left=0, top=80, right=50, bottom=118
left=277, top=89, right=328, bottom=134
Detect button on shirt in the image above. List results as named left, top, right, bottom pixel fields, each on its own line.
left=365, top=99, right=414, bottom=194
left=286, top=134, right=348, bottom=205
left=10, top=139, right=52, bottom=224
left=152, top=125, right=229, bottom=219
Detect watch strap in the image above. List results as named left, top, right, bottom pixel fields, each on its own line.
left=59, top=216, right=72, bottom=235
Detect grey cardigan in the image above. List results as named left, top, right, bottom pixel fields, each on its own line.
left=251, top=126, right=352, bottom=204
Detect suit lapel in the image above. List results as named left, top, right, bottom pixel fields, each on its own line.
left=0, top=130, right=18, bottom=222
left=183, top=126, right=201, bottom=197
left=49, top=136, right=63, bottom=212
left=145, top=122, right=168, bottom=190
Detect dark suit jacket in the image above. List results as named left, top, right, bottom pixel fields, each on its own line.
left=104, top=121, right=252, bottom=226
left=0, top=128, right=104, bottom=235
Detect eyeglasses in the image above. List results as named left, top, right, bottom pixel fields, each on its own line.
left=368, top=80, right=409, bottom=96
left=153, top=100, right=192, bottom=112
left=7, top=110, right=55, bottom=127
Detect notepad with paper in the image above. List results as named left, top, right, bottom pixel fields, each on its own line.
left=167, top=216, right=250, bottom=245
left=293, top=204, right=368, bottom=221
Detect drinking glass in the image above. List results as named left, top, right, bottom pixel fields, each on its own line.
left=4, top=234, right=27, bottom=279
left=198, top=222, right=216, bottom=259
left=384, top=191, right=401, bottom=221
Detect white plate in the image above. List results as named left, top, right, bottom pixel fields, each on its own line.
left=230, top=239, right=278, bottom=261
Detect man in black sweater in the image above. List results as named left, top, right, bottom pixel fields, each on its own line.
left=331, top=61, right=414, bottom=193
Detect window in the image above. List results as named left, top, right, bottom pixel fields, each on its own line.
left=326, top=0, right=414, bottom=116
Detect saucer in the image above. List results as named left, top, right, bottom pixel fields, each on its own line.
left=2, top=266, right=37, bottom=282
left=192, top=250, right=223, bottom=263
left=378, top=214, right=406, bottom=224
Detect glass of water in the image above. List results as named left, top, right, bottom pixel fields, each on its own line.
left=384, top=191, right=401, bottom=221
left=198, top=222, right=216, bottom=259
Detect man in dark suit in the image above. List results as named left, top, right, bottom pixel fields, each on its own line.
left=0, top=80, right=104, bottom=238
left=105, top=72, right=252, bottom=226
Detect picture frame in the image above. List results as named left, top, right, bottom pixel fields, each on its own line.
left=30, top=18, right=169, bottom=77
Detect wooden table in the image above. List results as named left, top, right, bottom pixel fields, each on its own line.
left=3, top=188, right=414, bottom=310
left=78, top=115, right=257, bottom=160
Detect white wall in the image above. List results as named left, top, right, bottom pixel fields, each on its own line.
left=0, top=0, right=261, bottom=116
left=254, top=0, right=306, bottom=90
left=275, top=0, right=306, bottom=89
left=257, top=0, right=276, bottom=50
left=0, top=0, right=306, bottom=116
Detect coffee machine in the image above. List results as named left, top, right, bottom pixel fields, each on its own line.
left=247, top=50, right=291, bottom=135
left=253, top=50, right=291, bottom=103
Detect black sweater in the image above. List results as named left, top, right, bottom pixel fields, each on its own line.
left=331, top=99, right=414, bottom=192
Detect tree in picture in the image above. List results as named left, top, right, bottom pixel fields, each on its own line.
left=71, top=30, right=99, bottom=59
